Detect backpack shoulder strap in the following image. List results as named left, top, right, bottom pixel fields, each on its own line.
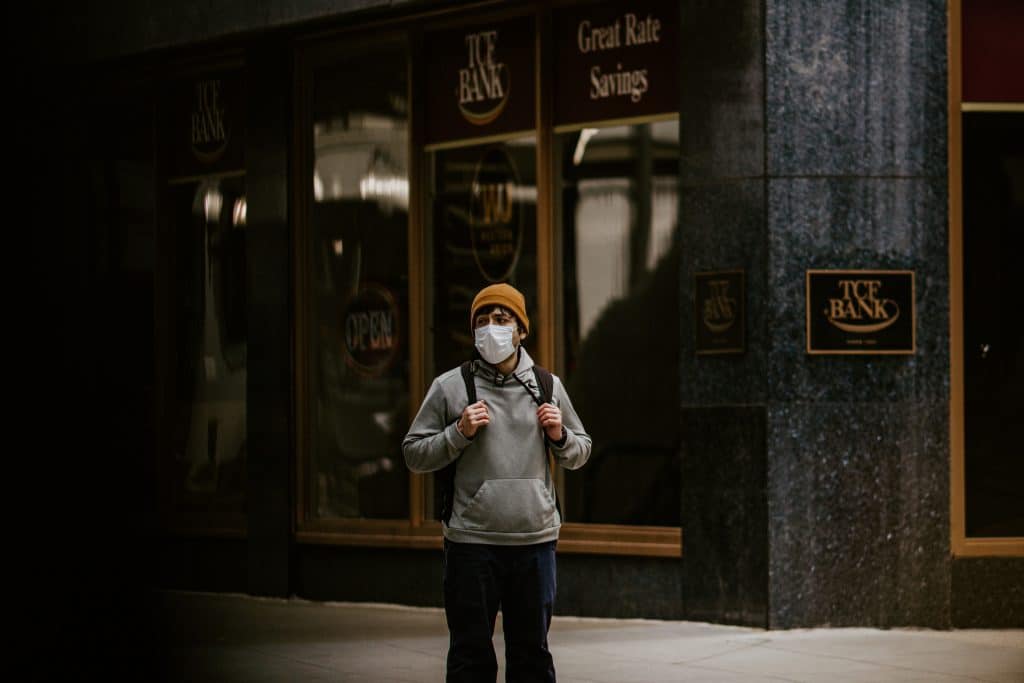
left=531, top=365, right=554, bottom=404
left=460, top=361, right=476, bottom=405
left=437, top=361, right=477, bottom=526
left=530, top=364, right=561, bottom=518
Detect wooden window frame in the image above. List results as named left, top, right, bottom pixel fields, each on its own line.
left=291, top=1, right=682, bottom=559
left=947, top=0, right=1024, bottom=558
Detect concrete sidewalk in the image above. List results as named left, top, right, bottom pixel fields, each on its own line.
left=153, top=591, right=1023, bottom=682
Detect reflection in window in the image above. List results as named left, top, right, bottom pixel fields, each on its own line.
left=427, top=137, right=538, bottom=517
left=308, top=46, right=410, bottom=520
left=560, top=121, right=680, bottom=526
left=170, top=176, right=248, bottom=517
left=428, top=138, right=538, bottom=377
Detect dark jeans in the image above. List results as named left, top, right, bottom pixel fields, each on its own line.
left=443, top=540, right=557, bottom=683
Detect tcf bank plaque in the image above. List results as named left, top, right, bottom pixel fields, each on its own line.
left=806, top=270, right=916, bottom=354
left=695, top=270, right=745, bottom=355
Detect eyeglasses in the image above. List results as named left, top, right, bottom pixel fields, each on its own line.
left=474, top=310, right=516, bottom=328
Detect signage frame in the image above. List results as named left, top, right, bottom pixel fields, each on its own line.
left=422, top=13, right=536, bottom=150
left=161, top=63, right=247, bottom=184
left=551, top=0, right=680, bottom=132
left=805, top=269, right=917, bottom=355
left=695, top=269, right=746, bottom=356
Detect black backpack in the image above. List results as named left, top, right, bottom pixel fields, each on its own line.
left=436, top=361, right=557, bottom=525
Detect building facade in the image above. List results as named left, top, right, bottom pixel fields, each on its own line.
left=48, top=0, right=1021, bottom=629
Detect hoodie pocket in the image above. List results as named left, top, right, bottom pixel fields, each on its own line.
left=459, top=479, right=557, bottom=534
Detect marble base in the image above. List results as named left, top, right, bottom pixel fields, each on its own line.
left=681, top=406, right=769, bottom=627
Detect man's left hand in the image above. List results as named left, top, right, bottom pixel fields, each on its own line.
left=537, top=403, right=563, bottom=442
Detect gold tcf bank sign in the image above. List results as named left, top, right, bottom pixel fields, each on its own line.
left=695, top=270, right=745, bottom=355
left=806, top=270, right=916, bottom=354
left=164, top=69, right=245, bottom=181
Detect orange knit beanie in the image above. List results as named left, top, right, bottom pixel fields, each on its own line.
left=469, top=283, right=530, bottom=334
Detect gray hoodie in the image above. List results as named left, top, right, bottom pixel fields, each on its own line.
left=402, top=348, right=591, bottom=545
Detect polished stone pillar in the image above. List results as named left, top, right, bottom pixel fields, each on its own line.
left=680, top=0, right=951, bottom=628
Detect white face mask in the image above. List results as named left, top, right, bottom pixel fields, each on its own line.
left=474, top=324, right=516, bottom=365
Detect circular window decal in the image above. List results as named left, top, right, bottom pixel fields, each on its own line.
left=341, top=285, right=400, bottom=377
left=468, top=147, right=523, bottom=283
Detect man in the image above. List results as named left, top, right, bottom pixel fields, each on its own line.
left=403, top=283, right=592, bottom=683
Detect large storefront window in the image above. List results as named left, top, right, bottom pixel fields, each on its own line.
left=949, top=0, right=1024, bottom=557
left=558, top=121, right=680, bottom=525
left=306, top=45, right=411, bottom=520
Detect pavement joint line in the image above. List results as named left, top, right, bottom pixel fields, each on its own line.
left=680, top=661, right=805, bottom=683
left=757, top=642, right=1013, bottom=682
left=552, top=650, right=675, bottom=668
left=240, top=644, right=352, bottom=675
left=669, top=637, right=782, bottom=666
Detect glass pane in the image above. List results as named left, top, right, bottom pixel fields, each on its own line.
left=559, top=121, right=680, bottom=526
left=963, top=111, right=1024, bottom=537
left=308, top=46, right=410, bottom=520
left=429, top=138, right=538, bottom=376
left=427, top=136, right=538, bottom=516
left=169, top=176, right=248, bottom=520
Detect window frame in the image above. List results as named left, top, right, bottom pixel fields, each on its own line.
left=293, top=30, right=420, bottom=535
left=947, top=0, right=1024, bottom=558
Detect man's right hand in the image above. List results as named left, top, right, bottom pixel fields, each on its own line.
left=458, top=400, right=490, bottom=438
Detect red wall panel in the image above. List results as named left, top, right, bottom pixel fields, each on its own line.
left=963, top=0, right=1024, bottom=102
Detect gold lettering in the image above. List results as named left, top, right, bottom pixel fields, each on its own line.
left=478, top=182, right=514, bottom=224
left=702, top=280, right=737, bottom=333
left=191, top=80, right=227, bottom=149
left=829, top=298, right=846, bottom=320
left=459, top=31, right=506, bottom=108
left=459, top=69, right=475, bottom=103
left=625, top=13, right=638, bottom=44
left=625, top=13, right=662, bottom=46
left=856, top=295, right=874, bottom=319
left=577, top=20, right=592, bottom=53
left=577, top=17, right=622, bottom=54
left=867, top=280, right=881, bottom=300
left=826, top=278, right=900, bottom=333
